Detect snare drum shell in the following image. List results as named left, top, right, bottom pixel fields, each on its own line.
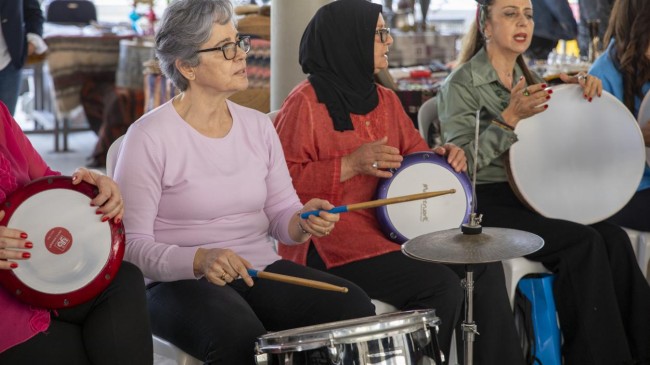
left=376, top=152, right=473, bottom=243
left=255, top=310, right=442, bottom=365
left=0, top=176, right=125, bottom=309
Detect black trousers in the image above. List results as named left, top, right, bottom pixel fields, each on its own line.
left=0, top=262, right=153, bottom=365
left=477, top=182, right=650, bottom=365
left=608, top=188, right=650, bottom=231
left=146, top=259, right=375, bottom=365
left=308, top=246, right=526, bottom=365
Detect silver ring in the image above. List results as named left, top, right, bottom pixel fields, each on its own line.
left=577, top=74, right=587, bottom=82
left=522, top=88, right=530, bottom=97
left=372, top=161, right=379, bottom=169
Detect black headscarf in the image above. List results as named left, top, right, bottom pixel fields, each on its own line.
left=299, top=0, right=383, bottom=132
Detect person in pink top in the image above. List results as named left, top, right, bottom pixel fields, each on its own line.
left=112, top=1, right=375, bottom=364
left=0, top=101, right=152, bottom=364
left=275, top=0, right=527, bottom=363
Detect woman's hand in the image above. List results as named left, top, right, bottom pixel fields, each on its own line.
left=295, top=199, right=340, bottom=239
left=0, top=211, right=31, bottom=270
left=72, top=168, right=124, bottom=223
left=501, top=77, right=551, bottom=128
left=432, top=143, right=467, bottom=172
left=341, top=136, right=403, bottom=180
left=559, top=72, right=603, bottom=101
left=194, top=248, right=254, bottom=287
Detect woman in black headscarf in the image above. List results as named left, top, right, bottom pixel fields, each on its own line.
left=274, top=0, right=526, bottom=363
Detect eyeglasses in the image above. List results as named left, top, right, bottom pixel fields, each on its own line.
left=375, top=28, right=391, bottom=43
left=196, top=36, right=251, bottom=60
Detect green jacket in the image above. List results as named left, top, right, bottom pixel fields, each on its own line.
left=437, top=47, right=543, bottom=184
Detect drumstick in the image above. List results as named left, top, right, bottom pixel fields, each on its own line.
left=300, top=189, right=456, bottom=219
left=247, top=269, right=349, bottom=293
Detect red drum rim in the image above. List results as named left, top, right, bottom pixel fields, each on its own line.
left=0, top=176, right=125, bottom=309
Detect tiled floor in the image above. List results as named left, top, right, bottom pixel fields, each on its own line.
left=16, top=100, right=102, bottom=176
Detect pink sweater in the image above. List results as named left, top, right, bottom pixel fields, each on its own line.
left=114, top=100, right=303, bottom=283
left=0, top=102, right=58, bottom=353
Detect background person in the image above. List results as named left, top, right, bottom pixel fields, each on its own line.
left=438, top=0, right=650, bottom=363
left=589, top=0, right=650, bottom=232
left=113, top=1, right=375, bottom=364
left=0, top=0, right=47, bottom=116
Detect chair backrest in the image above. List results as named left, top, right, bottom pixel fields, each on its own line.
left=106, top=135, right=125, bottom=178
left=417, top=97, right=440, bottom=148
left=267, top=110, right=279, bottom=126
left=46, top=0, right=97, bottom=25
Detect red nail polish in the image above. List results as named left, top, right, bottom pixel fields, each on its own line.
left=96, top=209, right=102, bottom=215
left=25, top=242, right=33, bottom=248
left=544, top=105, right=549, bottom=109
left=20, top=232, right=28, bottom=239
left=22, top=252, right=31, bottom=259
left=546, top=95, right=551, bottom=100
left=584, top=94, right=588, bottom=98
left=101, top=216, right=109, bottom=222
left=588, top=97, right=593, bottom=102
left=541, top=84, right=547, bottom=88
left=114, top=217, right=121, bottom=224
left=547, top=89, right=553, bottom=94
left=10, top=263, right=18, bottom=269
left=90, top=202, right=94, bottom=207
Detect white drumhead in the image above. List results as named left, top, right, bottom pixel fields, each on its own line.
left=384, top=163, right=468, bottom=238
left=637, top=91, right=650, bottom=166
left=8, top=189, right=112, bottom=294
left=509, top=84, right=645, bottom=224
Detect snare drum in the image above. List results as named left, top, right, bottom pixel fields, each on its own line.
left=255, top=309, right=443, bottom=365
left=376, top=152, right=472, bottom=243
left=0, top=176, right=125, bottom=308
left=508, top=84, right=645, bottom=224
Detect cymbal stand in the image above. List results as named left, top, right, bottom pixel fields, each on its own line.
left=460, top=264, right=479, bottom=365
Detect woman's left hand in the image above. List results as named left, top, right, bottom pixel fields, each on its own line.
left=432, top=143, right=467, bottom=173
left=71, top=168, right=124, bottom=223
left=559, top=72, right=602, bottom=101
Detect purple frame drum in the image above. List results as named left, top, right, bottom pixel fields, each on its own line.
left=376, top=152, right=473, bottom=243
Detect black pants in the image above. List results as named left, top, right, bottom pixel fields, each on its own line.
left=146, top=259, right=375, bottom=365
left=0, top=262, right=153, bottom=365
left=308, top=246, right=526, bottom=365
left=608, top=188, right=650, bottom=231
left=478, top=182, right=650, bottom=365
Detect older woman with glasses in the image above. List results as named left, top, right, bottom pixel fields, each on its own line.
left=113, top=0, right=375, bottom=364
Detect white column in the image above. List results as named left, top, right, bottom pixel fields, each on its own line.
left=270, top=0, right=333, bottom=111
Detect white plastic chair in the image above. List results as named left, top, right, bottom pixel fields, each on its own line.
left=502, top=257, right=551, bottom=308
left=105, top=135, right=125, bottom=178
left=416, top=97, right=440, bottom=147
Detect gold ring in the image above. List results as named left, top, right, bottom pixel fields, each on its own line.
left=220, top=273, right=227, bottom=280
left=522, top=88, right=530, bottom=97
left=325, top=229, right=330, bottom=235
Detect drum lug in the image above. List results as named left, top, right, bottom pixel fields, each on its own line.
left=328, top=337, right=341, bottom=365
left=254, top=343, right=268, bottom=365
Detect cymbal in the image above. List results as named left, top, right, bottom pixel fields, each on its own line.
left=402, top=227, right=544, bottom=264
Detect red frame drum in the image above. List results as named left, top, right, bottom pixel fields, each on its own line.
left=0, top=176, right=125, bottom=308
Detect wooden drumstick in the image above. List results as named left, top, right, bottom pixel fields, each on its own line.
left=247, top=269, right=348, bottom=293
left=300, top=189, right=456, bottom=219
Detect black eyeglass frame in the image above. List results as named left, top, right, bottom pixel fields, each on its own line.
left=196, top=36, right=251, bottom=60
left=375, top=28, right=391, bottom=43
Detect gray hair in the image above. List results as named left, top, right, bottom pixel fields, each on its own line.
left=155, top=0, right=234, bottom=91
